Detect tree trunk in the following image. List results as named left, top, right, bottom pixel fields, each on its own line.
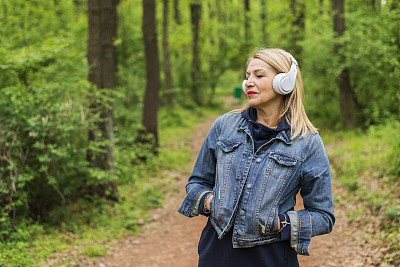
left=371, top=0, right=380, bottom=11
left=163, top=0, right=173, bottom=106
left=261, top=0, right=268, bottom=45
left=87, top=0, right=119, bottom=198
left=244, top=0, right=250, bottom=12
left=338, top=68, right=357, bottom=127
left=290, top=0, right=305, bottom=57
left=319, top=0, right=324, bottom=14
left=73, top=0, right=84, bottom=7
left=332, top=0, right=358, bottom=128
left=190, top=3, right=202, bottom=105
left=2, top=1, right=7, bottom=21
left=142, top=0, right=161, bottom=145
left=173, top=0, right=181, bottom=24
left=244, top=0, right=251, bottom=41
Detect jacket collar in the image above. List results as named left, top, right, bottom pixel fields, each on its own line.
left=236, top=116, right=292, bottom=145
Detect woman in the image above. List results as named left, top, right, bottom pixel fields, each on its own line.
left=178, top=48, right=335, bottom=267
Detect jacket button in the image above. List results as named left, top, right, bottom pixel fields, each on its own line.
left=247, top=184, right=252, bottom=189
left=240, top=210, right=245, bottom=216
left=256, top=158, right=262, bottom=163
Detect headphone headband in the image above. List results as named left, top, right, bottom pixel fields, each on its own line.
left=288, top=53, right=298, bottom=67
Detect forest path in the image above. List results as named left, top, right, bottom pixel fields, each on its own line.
left=98, top=114, right=215, bottom=267
left=96, top=111, right=376, bottom=267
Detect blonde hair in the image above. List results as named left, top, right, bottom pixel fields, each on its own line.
left=233, top=48, right=317, bottom=139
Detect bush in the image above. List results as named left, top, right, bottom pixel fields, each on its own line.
left=0, top=0, right=119, bottom=241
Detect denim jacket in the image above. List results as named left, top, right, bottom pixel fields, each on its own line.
left=178, top=113, right=335, bottom=255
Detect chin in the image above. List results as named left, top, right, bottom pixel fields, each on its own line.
left=248, top=99, right=262, bottom=108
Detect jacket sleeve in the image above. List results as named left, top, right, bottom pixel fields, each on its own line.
left=177, top=116, right=223, bottom=217
left=287, top=133, right=335, bottom=255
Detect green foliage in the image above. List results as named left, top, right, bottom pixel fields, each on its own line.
left=302, top=0, right=340, bottom=127
left=0, top=0, right=399, bottom=265
left=115, top=0, right=145, bottom=127
left=301, top=0, right=400, bottom=127
left=199, top=1, right=247, bottom=104
left=0, top=0, right=117, bottom=244
left=327, top=121, right=400, bottom=196
left=0, top=219, right=42, bottom=266
left=0, top=101, right=222, bottom=265
left=325, top=121, right=400, bottom=263
left=82, top=244, right=108, bottom=258
left=340, top=2, right=400, bottom=125
left=0, top=38, right=91, bottom=237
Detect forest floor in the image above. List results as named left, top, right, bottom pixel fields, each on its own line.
left=59, top=108, right=389, bottom=267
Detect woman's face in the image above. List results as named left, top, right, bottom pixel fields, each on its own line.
left=244, top=58, right=283, bottom=113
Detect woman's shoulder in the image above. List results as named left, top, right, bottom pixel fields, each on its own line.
left=291, top=131, right=327, bottom=159
left=214, top=112, right=244, bottom=126
left=209, top=112, right=244, bottom=136
left=291, top=128, right=320, bottom=141
left=222, top=112, right=243, bottom=120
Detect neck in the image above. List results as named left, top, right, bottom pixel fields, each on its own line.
left=255, top=108, right=280, bottom=128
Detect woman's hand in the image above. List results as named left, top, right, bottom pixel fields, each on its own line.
left=206, top=194, right=214, bottom=210
left=278, top=216, right=280, bottom=231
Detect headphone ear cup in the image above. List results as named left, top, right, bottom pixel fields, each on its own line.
left=273, top=69, right=297, bottom=95
left=280, top=75, right=295, bottom=94
left=273, top=53, right=298, bottom=95
left=273, top=73, right=287, bottom=95
left=242, top=80, right=247, bottom=94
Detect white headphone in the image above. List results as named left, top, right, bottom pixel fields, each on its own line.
left=242, top=53, right=298, bottom=95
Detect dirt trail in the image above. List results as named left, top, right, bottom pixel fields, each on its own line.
left=97, top=114, right=380, bottom=267
left=98, top=116, right=215, bottom=267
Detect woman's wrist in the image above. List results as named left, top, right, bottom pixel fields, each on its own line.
left=198, top=192, right=213, bottom=216
left=278, top=214, right=290, bottom=232
left=278, top=216, right=281, bottom=231
left=204, top=194, right=213, bottom=213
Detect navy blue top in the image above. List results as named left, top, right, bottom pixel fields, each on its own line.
left=197, top=108, right=298, bottom=267
left=242, top=107, right=290, bottom=152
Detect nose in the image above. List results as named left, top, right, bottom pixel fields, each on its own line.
left=245, top=78, right=255, bottom=88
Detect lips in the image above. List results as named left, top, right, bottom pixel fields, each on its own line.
left=247, top=91, right=257, bottom=97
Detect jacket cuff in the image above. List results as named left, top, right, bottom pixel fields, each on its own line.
left=287, top=210, right=312, bottom=256
left=177, top=186, right=211, bottom=217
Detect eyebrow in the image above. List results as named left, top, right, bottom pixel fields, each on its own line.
left=245, top=69, right=267, bottom=74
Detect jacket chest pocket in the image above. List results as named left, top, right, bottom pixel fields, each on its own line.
left=267, top=152, right=297, bottom=180
left=216, top=140, right=241, bottom=163
left=257, top=152, right=298, bottom=234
